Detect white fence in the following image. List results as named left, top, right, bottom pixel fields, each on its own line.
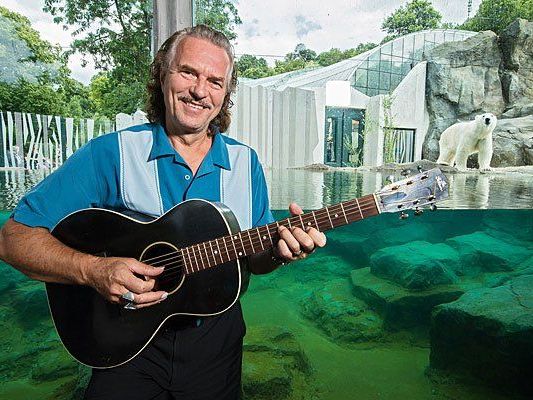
left=0, top=110, right=114, bottom=169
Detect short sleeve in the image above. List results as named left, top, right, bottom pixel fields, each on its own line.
left=12, top=141, right=102, bottom=230
left=250, top=150, right=274, bottom=227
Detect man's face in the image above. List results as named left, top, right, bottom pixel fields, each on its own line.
left=161, top=36, right=231, bottom=135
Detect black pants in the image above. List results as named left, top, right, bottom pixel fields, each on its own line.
left=84, top=303, right=245, bottom=400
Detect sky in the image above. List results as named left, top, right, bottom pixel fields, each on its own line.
left=0, top=0, right=481, bottom=85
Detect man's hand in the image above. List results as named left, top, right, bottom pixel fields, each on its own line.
left=84, top=257, right=168, bottom=309
left=274, top=203, right=327, bottom=263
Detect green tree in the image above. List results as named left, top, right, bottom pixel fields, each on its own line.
left=460, top=0, right=533, bottom=34
left=236, top=54, right=271, bottom=78
left=194, top=0, right=242, bottom=40
left=382, top=0, right=442, bottom=38
left=0, top=6, right=94, bottom=117
left=316, top=43, right=377, bottom=67
left=43, top=0, right=152, bottom=115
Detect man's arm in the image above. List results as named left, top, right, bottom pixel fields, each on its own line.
left=0, top=218, right=168, bottom=308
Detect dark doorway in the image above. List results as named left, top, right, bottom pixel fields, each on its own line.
left=324, top=107, right=365, bottom=167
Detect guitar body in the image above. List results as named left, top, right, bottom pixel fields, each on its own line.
left=47, top=199, right=248, bottom=369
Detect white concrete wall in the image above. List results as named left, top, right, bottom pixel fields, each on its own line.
left=363, top=95, right=384, bottom=167
left=390, top=61, right=429, bottom=161
left=228, top=83, right=323, bottom=168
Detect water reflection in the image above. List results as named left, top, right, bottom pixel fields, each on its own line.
left=0, top=168, right=530, bottom=211
left=265, top=168, right=533, bottom=210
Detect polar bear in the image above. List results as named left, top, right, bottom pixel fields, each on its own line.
left=436, top=113, right=497, bottom=171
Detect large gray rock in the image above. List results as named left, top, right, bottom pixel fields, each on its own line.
left=242, top=326, right=315, bottom=400
left=370, top=241, right=459, bottom=290
left=430, top=275, right=533, bottom=395
left=446, top=231, right=531, bottom=275
left=351, top=268, right=466, bottom=330
left=423, top=31, right=506, bottom=160
left=300, top=278, right=382, bottom=342
left=500, top=19, right=533, bottom=114
left=491, top=116, right=533, bottom=167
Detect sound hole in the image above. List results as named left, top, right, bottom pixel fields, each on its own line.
left=140, top=243, right=184, bottom=292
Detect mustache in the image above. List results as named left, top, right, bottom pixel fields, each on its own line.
left=178, top=96, right=211, bottom=109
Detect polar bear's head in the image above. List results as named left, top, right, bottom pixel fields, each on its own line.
left=475, top=113, right=497, bottom=132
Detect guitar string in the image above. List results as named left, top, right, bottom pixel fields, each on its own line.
left=141, top=196, right=376, bottom=266
left=143, top=197, right=376, bottom=267
left=155, top=200, right=378, bottom=284
left=151, top=198, right=379, bottom=280
left=147, top=198, right=377, bottom=272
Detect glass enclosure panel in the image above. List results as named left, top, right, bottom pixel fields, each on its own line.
left=392, top=38, right=404, bottom=57
left=379, top=72, right=391, bottom=90
left=367, top=70, right=379, bottom=88
left=355, top=69, right=368, bottom=86
left=379, top=59, right=392, bottom=73
left=402, top=35, right=415, bottom=59
left=434, top=31, right=445, bottom=44
left=380, top=42, right=392, bottom=55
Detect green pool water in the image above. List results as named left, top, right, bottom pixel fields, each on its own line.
left=0, top=208, right=531, bottom=400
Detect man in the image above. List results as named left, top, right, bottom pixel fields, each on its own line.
left=0, top=25, right=326, bottom=399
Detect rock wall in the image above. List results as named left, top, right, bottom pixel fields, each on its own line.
left=423, top=19, right=533, bottom=165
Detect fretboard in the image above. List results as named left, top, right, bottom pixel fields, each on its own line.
left=179, top=194, right=380, bottom=275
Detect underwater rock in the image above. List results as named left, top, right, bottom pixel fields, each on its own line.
left=299, top=278, right=382, bottom=342
left=0, top=262, right=27, bottom=294
left=30, top=349, right=78, bottom=382
left=242, top=326, right=315, bottom=400
left=446, top=231, right=530, bottom=275
left=370, top=241, right=459, bottom=290
left=351, top=268, right=466, bottom=330
left=430, top=274, right=533, bottom=396
left=500, top=19, right=533, bottom=113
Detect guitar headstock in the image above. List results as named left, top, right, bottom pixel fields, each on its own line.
left=375, top=168, right=449, bottom=216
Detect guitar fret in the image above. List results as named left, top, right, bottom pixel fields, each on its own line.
left=298, top=214, right=305, bottom=229
left=237, top=233, right=246, bottom=256
left=215, top=238, right=224, bottom=263
left=287, top=218, right=292, bottom=229
left=266, top=223, right=274, bottom=245
left=180, top=249, right=190, bottom=274
left=203, top=242, right=211, bottom=268
left=247, top=230, right=255, bottom=253
left=312, top=211, right=319, bottom=231
left=355, top=198, right=364, bottom=219
left=222, top=236, right=232, bottom=260
left=256, top=227, right=265, bottom=250
left=325, top=207, right=334, bottom=228
left=339, top=202, right=349, bottom=224
left=190, top=246, right=199, bottom=272
left=231, top=234, right=241, bottom=257
left=197, top=244, right=206, bottom=270
left=208, top=241, right=218, bottom=265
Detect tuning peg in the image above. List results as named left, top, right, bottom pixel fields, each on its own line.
left=430, top=203, right=437, bottom=211
left=401, top=169, right=411, bottom=177
left=386, top=175, right=395, bottom=184
left=399, top=211, right=409, bottom=220
left=417, top=165, right=424, bottom=173
left=414, top=207, right=423, bottom=216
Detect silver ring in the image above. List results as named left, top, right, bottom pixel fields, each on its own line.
left=293, top=250, right=302, bottom=256
left=121, top=291, right=135, bottom=302
left=123, top=302, right=136, bottom=310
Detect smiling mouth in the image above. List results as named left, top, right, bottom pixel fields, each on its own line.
left=180, top=98, right=209, bottom=110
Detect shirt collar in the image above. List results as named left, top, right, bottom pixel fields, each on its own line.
left=148, top=124, right=231, bottom=171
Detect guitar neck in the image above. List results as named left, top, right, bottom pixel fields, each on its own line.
left=180, top=194, right=380, bottom=275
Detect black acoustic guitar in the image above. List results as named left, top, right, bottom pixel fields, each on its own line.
left=46, top=168, right=449, bottom=368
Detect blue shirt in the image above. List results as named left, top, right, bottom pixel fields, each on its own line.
left=13, top=123, right=274, bottom=231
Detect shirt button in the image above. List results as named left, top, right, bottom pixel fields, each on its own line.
left=184, top=174, right=191, bottom=180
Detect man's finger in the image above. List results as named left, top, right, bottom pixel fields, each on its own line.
left=276, top=239, right=297, bottom=261
left=131, top=291, right=168, bottom=305
left=289, top=202, right=303, bottom=216
left=305, top=227, right=327, bottom=248
left=290, top=227, right=315, bottom=253
left=278, top=226, right=301, bottom=256
left=128, top=259, right=165, bottom=277
left=124, top=274, right=156, bottom=294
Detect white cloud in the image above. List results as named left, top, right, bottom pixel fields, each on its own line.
left=2, top=0, right=482, bottom=78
